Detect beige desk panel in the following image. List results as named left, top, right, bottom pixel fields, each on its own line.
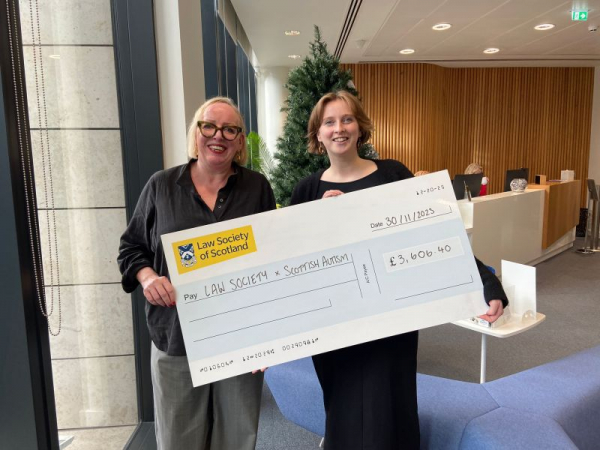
left=528, top=181, right=581, bottom=249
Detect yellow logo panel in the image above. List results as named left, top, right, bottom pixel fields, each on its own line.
left=172, top=225, right=257, bottom=275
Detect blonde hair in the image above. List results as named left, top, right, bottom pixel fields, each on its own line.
left=307, top=90, right=374, bottom=155
left=186, top=97, right=247, bottom=165
left=465, top=163, right=483, bottom=175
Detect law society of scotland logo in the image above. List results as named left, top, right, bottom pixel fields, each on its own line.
left=178, top=243, right=197, bottom=268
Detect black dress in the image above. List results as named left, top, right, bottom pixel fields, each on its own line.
left=290, top=159, right=508, bottom=450
left=314, top=170, right=420, bottom=450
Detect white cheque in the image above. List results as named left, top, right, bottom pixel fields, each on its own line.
left=162, top=170, right=488, bottom=386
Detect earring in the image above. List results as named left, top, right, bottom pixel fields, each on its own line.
left=318, top=142, right=326, bottom=155
left=235, top=151, right=241, bottom=163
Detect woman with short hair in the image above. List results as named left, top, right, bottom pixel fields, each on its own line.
left=118, top=97, right=276, bottom=450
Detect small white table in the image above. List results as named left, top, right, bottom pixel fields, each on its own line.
left=453, top=312, right=546, bottom=383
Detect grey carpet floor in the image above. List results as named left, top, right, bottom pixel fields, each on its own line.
left=256, top=238, right=600, bottom=449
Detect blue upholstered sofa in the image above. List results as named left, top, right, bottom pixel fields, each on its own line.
left=264, top=345, right=600, bottom=449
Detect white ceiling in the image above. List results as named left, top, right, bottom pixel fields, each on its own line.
left=230, top=0, right=600, bottom=68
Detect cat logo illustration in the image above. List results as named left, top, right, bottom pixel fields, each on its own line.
left=178, top=243, right=197, bottom=268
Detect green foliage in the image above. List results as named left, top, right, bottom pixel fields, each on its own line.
left=271, top=26, right=378, bottom=206
left=245, top=131, right=275, bottom=180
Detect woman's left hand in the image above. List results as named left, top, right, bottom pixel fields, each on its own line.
left=252, top=367, right=268, bottom=374
left=478, top=299, right=504, bottom=323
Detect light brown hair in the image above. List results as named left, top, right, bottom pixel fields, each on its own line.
left=186, top=97, right=247, bottom=165
left=465, top=163, right=483, bottom=175
left=307, top=90, right=374, bottom=155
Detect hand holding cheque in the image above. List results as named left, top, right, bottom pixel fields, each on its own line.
left=162, top=170, right=489, bottom=386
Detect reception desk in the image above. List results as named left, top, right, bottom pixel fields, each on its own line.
left=527, top=180, right=581, bottom=249
left=458, top=184, right=579, bottom=275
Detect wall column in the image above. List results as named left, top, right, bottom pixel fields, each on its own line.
left=257, top=66, right=289, bottom=156
left=154, top=0, right=206, bottom=169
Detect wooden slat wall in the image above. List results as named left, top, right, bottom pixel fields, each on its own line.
left=342, top=64, right=594, bottom=205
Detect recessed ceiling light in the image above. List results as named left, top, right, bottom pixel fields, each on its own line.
left=284, top=30, right=300, bottom=36
left=534, top=23, right=555, bottom=31
left=399, top=48, right=415, bottom=54
left=48, top=54, right=61, bottom=59
left=432, top=23, right=452, bottom=31
left=483, top=48, right=500, bottom=54
left=288, top=54, right=301, bottom=59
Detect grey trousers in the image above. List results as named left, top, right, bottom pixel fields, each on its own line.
left=151, top=343, right=264, bottom=450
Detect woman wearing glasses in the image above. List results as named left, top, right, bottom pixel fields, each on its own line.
left=118, top=97, right=276, bottom=450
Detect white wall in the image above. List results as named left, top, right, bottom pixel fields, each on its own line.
left=588, top=67, right=600, bottom=197
left=154, top=0, right=206, bottom=169
left=257, top=67, right=290, bottom=156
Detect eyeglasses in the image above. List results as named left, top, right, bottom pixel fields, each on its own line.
left=197, top=121, right=243, bottom=141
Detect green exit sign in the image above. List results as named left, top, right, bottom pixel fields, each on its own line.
left=572, top=10, right=588, bottom=21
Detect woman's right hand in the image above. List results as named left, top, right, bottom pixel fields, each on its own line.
left=137, top=267, right=176, bottom=307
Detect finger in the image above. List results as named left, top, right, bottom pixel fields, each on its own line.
left=144, top=291, right=158, bottom=306
left=261, top=367, right=268, bottom=372
left=163, top=279, right=176, bottom=305
left=479, top=311, right=502, bottom=323
left=487, top=303, right=500, bottom=316
left=144, top=287, right=162, bottom=306
left=323, top=190, right=344, bottom=198
left=155, top=283, right=172, bottom=307
left=147, top=286, right=168, bottom=307
left=486, top=314, right=500, bottom=323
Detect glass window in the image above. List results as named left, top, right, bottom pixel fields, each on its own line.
left=18, top=0, right=138, bottom=447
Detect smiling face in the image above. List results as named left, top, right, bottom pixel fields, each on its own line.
left=317, top=99, right=361, bottom=158
left=195, top=102, right=245, bottom=172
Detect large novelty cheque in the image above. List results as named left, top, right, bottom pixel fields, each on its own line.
left=162, top=171, right=487, bottom=386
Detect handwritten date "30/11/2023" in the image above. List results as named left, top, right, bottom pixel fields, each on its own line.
left=371, top=208, right=437, bottom=230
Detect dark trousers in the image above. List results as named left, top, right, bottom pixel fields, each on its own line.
left=312, top=331, right=420, bottom=450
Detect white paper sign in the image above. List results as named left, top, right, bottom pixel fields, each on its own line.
left=162, top=170, right=488, bottom=386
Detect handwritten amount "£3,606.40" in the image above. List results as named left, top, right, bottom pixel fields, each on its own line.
left=389, top=243, right=452, bottom=267
left=382, top=237, right=464, bottom=274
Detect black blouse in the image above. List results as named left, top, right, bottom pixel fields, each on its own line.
left=118, top=160, right=276, bottom=356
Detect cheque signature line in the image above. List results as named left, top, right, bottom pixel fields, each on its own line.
left=189, top=280, right=355, bottom=323
left=186, top=261, right=355, bottom=304
left=372, top=206, right=453, bottom=232
left=193, top=299, right=333, bottom=342
left=368, top=250, right=382, bottom=294
left=350, top=255, right=363, bottom=298
left=394, top=275, right=474, bottom=301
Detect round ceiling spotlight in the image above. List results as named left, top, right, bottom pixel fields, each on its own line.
left=432, top=23, right=452, bottom=31
left=399, top=48, right=415, bottom=54
left=284, top=30, right=301, bottom=36
left=534, top=23, right=555, bottom=31
left=483, top=48, right=500, bottom=54
left=288, top=54, right=301, bottom=59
